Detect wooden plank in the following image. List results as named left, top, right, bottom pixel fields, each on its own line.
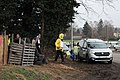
left=25, top=43, right=35, bottom=46
left=9, top=56, right=21, bottom=59
left=23, top=59, right=34, bottom=61
left=10, top=50, right=22, bottom=53
left=11, top=45, right=23, bottom=49
left=22, top=62, right=34, bottom=64
left=24, top=46, right=35, bottom=48
left=9, top=59, right=21, bottom=62
left=10, top=52, right=23, bottom=56
left=24, top=49, right=35, bottom=51
left=23, top=56, right=34, bottom=58
left=10, top=56, right=22, bottom=59
left=22, top=64, right=33, bottom=66
left=23, top=58, right=35, bottom=60
left=11, top=44, right=23, bottom=47
left=23, top=57, right=34, bottom=58
left=3, top=35, right=8, bottom=65
left=24, top=52, right=35, bottom=54
left=9, top=61, right=21, bottom=63
left=0, top=35, right=3, bottom=65
left=11, top=47, right=23, bottom=50
left=23, top=53, right=35, bottom=55
left=23, top=56, right=35, bottom=58
left=10, top=61, right=21, bottom=64
left=12, top=43, right=23, bottom=46
left=10, top=54, right=22, bottom=57
left=11, top=44, right=23, bottom=46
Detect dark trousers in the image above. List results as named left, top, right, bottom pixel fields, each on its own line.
left=55, top=50, right=64, bottom=62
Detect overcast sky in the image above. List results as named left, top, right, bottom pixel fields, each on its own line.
left=74, top=0, right=120, bottom=28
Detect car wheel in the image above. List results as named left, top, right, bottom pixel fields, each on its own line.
left=108, top=60, right=112, bottom=64
left=78, top=54, right=82, bottom=62
left=86, top=55, right=92, bottom=63
left=79, top=56, right=83, bottom=62
left=86, top=55, right=90, bottom=63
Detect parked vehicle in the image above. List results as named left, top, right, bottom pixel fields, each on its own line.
left=113, top=40, right=120, bottom=51
left=105, top=41, right=117, bottom=49
left=78, top=39, right=113, bottom=64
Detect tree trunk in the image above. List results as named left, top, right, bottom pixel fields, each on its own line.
left=41, top=13, right=44, bottom=54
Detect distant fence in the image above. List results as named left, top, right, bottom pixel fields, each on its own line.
left=8, top=42, right=35, bottom=66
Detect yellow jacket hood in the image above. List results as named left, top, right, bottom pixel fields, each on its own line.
left=59, top=33, right=64, bottom=39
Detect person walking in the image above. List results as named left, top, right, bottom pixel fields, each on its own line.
left=54, top=33, right=64, bottom=63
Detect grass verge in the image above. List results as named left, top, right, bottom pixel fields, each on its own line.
left=0, top=66, right=52, bottom=80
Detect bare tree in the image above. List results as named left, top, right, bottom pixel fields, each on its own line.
left=74, top=0, right=115, bottom=28
left=103, top=20, right=114, bottom=40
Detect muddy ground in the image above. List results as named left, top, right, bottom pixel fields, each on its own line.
left=33, top=58, right=120, bottom=80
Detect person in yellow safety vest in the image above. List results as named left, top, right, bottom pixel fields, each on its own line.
left=8, top=38, right=10, bottom=45
left=54, top=33, right=64, bottom=63
left=8, top=35, right=11, bottom=54
left=73, top=42, right=80, bottom=60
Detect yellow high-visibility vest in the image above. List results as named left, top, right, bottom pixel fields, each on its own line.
left=8, top=38, right=10, bottom=45
left=74, top=46, right=79, bottom=55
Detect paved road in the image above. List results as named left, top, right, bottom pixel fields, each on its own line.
left=113, top=51, right=120, bottom=63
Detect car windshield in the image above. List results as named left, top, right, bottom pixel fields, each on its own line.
left=87, top=42, right=108, bottom=49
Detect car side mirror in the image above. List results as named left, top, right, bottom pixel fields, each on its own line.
left=81, top=47, right=87, bottom=50
left=84, top=47, right=87, bottom=49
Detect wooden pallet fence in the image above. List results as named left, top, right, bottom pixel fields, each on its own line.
left=8, top=43, right=23, bottom=65
left=21, top=43, right=35, bottom=66
left=8, top=43, right=35, bottom=66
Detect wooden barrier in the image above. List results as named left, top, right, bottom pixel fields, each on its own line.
left=8, top=42, right=35, bottom=66
left=22, top=43, right=35, bottom=66
left=0, top=35, right=8, bottom=65
left=9, top=43, right=23, bottom=65
left=0, top=36, right=3, bottom=65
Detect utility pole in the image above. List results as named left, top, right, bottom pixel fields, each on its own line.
left=106, top=26, right=108, bottom=41
left=71, top=22, right=73, bottom=52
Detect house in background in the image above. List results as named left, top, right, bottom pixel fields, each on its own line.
left=114, top=32, right=120, bottom=38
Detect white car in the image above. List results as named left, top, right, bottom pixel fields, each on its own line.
left=78, top=39, right=113, bottom=64
left=114, top=42, right=120, bottom=51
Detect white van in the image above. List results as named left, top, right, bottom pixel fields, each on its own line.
left=78, top=39, right=113, bottom=64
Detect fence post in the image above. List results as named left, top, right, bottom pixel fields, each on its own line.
left=2, top=30, right=8, bottom=65
left=3, top=35, right=8, bottom=65
left=0, top=36, right=3, bottom=65
left=21, top=39, right=26, bottom=66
